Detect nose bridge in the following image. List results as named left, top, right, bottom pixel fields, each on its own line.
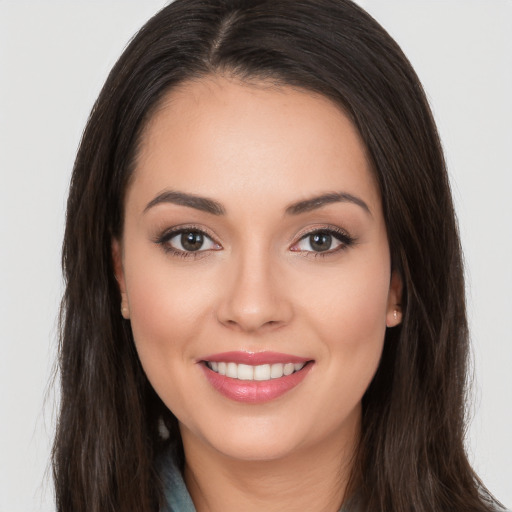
left=217, top=240, right=292, bottom=332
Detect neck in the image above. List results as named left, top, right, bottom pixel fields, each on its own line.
left=181, top=412, right=360, bottom=512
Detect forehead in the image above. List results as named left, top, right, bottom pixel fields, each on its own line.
left=128, top=75, right=380, bottom=214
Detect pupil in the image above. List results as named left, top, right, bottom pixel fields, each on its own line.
left=181, top=231, right=203, bottom=251
left=310, top=232, right=331, bottom=252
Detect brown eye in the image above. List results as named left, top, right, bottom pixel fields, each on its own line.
left=291, top=228, right=355, bottom=255
left=180, top=231, right=205, bottom=251
left=296, top=231, right=340, bottom=253
left=163, top=229, right=219, bottom=253
left=309, top=232, right=333, bottom=252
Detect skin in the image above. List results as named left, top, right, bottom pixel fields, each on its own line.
left=113, top=76, right=402, bottom=512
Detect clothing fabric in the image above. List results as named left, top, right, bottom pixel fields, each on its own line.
left=159, top=449, right=354, bottom=512
left=160, top=455, right=196, bottom=512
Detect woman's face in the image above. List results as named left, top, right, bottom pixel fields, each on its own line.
left=113, top=76, right=401, bottom=461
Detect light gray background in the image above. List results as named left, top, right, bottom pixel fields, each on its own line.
left=1, top=1, right=510, bottom=511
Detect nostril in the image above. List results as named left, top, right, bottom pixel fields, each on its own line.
left=214, top=273, right=294, bottom=332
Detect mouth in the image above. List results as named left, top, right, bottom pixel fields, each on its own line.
left=204, top=361, right=307, bottom=381
left=199, top=352, right=314, bottom=403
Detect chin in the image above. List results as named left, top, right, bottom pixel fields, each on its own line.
left=211, top=434, right=301, bottom=462
left=183, top=415, right=308, bottom=462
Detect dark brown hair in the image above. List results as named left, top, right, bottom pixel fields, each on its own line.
left=53, top=1, right=502, bottom=510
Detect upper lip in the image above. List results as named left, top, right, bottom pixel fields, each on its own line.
left=200, top=351, right=312, bottom=365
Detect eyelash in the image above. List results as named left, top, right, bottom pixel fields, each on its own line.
left=154, top=225, right=356, bottom=259
left=154, top=225, right=221, bottom=259
left=291, top=226, right=356, bottom=257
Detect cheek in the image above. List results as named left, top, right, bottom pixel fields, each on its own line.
left=343, top=272, right=389, bottom=345
left=123, top=249, right=214, bottom=383
left=307, top=256, right=390, bottom=342
left=125, top=269, right=215, bottom=425
left=300, top=251, right=391, bottom=394
left=298, top=267, right=389, bottom=442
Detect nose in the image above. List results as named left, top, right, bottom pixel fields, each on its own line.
left=215, top=247, right=293, bottom=333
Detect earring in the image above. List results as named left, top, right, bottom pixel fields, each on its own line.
left=121, top=303, right=130, bottom=319
left=387, top=307, right=401, bottom=328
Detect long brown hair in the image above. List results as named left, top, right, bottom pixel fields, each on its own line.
left=53, top=1, right=502, bottom=510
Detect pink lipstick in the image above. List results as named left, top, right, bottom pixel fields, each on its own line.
left=199, top=351, right=313, bottom=404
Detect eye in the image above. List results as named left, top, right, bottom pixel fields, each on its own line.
left=291, top=228, right=355, bottom=254
left=156, top=228, right=221, bottom=255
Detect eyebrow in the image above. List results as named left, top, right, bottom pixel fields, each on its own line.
left=144, top=190, right=225, bottom=215
left=285, top=192, right=371, bottom=216
left=143, top=189, right=371, bottom=217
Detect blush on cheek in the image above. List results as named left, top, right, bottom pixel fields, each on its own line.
left=321, top=274, right=389, bottom=382
left=127, top=274, right=208, bottom=369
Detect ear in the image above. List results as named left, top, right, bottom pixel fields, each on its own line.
left=386, top=271, right=403, bottom=328
left=112, top=239, right=130, bottom=319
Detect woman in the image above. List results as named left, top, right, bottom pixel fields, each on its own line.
left=52, top=0, right=507, bottom=511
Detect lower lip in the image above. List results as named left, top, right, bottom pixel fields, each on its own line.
left=200, top=362, right=313, bottom=404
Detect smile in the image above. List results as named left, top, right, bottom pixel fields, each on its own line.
left=205, top=361, right=306, bottom=381
left=200, top=352, right=313, bottom=403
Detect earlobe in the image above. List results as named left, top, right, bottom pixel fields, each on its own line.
left=387, top=306, right=402, bottom=328
left=386, top=271, right=403, bottom=328
left=112, top=239, right=130, bottom=319
left=120, top=300, right=130, bottom=320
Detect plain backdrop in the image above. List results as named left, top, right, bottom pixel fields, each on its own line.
left=0, top=1, right=510, bottom=511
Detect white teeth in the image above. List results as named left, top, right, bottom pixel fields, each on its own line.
left=254, top=364, right=271, bottom=381
left=270, top=363, right=284, bottom=378
left=226, top=362, right=237, bottom=378
left=207, top=361, right=306, bottom=381
left=237, top=363, right=254, bottom=380
left=283, top=363, right=295, bottom=376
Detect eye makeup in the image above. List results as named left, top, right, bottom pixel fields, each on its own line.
left=153, top=224, right=222, bottom=259
left=153, top=222, right=356, bottom=260
left=290, top=225, right=356, bottom=257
